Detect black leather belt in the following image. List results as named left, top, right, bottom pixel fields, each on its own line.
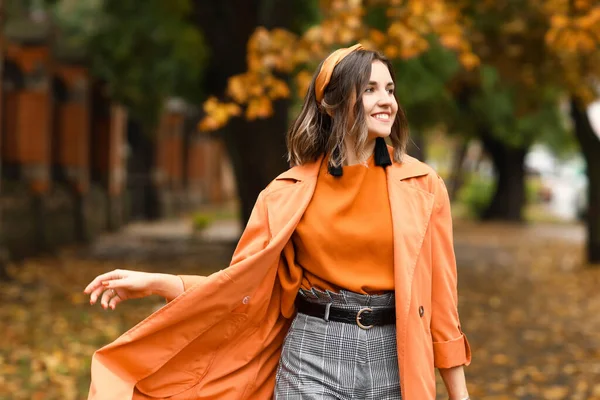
left=295, top=296, right=396, bottom=330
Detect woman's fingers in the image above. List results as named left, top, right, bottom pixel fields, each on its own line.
left=85, top=270, right=152, bottom=308
left=89, top=285, right=106, bottom=305
left=108, top=293, right=123, bottom=310
left=84, top=269, right=124, bottom=294
left=88, top=276, right=125, bottom=305
left=100, top=288, right=119, bottom=309
left=91, top=286, right=125, bottom=308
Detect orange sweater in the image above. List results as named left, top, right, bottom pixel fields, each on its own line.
left=285, top=155, right=394, bottom=294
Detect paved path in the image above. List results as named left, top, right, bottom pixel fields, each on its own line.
left=122, top=219, right=242, bottom=242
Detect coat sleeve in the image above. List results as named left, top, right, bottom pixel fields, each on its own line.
left=430, top=176, right=472, bottom=369
left=178, top=275, right=207, bottom=292
left=177, top=191, right=271, bottom=292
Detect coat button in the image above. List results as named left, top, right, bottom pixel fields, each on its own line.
left=419, top=306, right=424, bottom=317
left=242, top=296, right=251, bottom=304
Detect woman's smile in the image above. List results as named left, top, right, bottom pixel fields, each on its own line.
left=371, top=112, right=392, bottom=122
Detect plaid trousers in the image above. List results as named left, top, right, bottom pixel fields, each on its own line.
left=274, top=289, right=401, bottom=400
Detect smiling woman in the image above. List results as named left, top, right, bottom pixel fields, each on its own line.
left=85, top=44, right=471, bottom=400
left=287, top=44, right=409, bottom=172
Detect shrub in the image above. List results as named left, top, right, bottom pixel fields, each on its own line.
left=191, top=213, right=214, bottom=232
left=457, top=174, right=496, bottom=218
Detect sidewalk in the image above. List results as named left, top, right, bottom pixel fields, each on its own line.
left=122, top=218, right=242, bottom=243
left=101, top=217, right=586, bottom=246
left=83, top=218, right=242, bottom=268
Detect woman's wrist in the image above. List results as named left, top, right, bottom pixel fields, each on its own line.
left=438, top=365, right=468, bottom=400
left=150, top=273, right=185, bottom=300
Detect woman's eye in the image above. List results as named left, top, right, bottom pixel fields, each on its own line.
left=387, top=88, right=395, bottom=94
left=365, top=87, right=374, bottom=93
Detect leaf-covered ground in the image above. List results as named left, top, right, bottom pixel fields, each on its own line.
left=1, top=221, right=599, bottom=399
left=446, top=222, right=600, bottom=400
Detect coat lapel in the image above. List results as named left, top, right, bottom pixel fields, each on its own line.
left=265, top=157, right=323, bottom=238
left=385, top=157, right=435, bottom=366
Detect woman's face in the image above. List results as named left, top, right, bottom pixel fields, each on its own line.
left=362, top=60, right=398, bottom=140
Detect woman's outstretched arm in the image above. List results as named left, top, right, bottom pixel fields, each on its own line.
left=84, top=269, right=185, bottom=309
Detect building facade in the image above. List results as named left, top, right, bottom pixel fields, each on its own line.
left=1, top=36, right=235, bottom=260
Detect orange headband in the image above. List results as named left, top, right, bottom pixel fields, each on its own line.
left=314, top=43, right=363, bottom=103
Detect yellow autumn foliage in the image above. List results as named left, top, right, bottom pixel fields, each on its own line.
left=198, top=97, right=242, bottom=132
left=543, top=2, right=600, bottom=104
left=198, top=0, right=478, bottom=132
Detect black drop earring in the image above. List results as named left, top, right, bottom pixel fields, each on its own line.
left=327, top=146, right=343, bottom=177
left=374, top=137, right=392, bottom=168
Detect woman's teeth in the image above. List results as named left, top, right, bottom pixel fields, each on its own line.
left=373, top=113, right=390, bottom=120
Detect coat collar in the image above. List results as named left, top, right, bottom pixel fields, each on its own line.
left=275, top=147, right=431, bottom=183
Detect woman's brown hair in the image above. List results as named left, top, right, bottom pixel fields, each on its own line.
left=287, top=49, right=409, bottom=168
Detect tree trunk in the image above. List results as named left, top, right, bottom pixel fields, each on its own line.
left=448, top=139, right=469, bottom=202
left=0, top=0, right=9, bottom=281
left=221, top=102, right=289, bottom=223
left=480, top=133, right=528, bottom=222
left=126, top=120, right=162, bottom=220
left=570, top=98, right=600, bottom=265
left=192, top=0, right=293, bottom=223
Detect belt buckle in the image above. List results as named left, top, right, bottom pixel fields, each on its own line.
left=356, top=307, right=373, bottom=330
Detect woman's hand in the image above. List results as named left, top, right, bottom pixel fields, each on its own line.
left=84, top=269, right=158, bottom=309
left=84, top=269, right=185, bottom=310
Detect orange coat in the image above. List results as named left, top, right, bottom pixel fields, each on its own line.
left=88, top=153, right=471, bottom=400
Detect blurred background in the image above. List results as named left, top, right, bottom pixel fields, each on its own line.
left=1, top=0, right=599, bottom=399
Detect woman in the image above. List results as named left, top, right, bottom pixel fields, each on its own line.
left=84, top=44, right=471, bottom=400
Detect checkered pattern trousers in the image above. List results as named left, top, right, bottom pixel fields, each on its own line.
left=274, top=289, right=401, bottom=399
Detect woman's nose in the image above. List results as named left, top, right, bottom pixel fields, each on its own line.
left=377, top=91, right=392, bottom=105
